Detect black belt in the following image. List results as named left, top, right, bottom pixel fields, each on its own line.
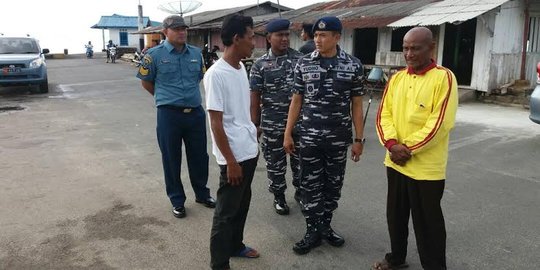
left=160, top=105, right=198, bottom=113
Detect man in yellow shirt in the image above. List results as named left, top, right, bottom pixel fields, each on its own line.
left=373, top=27, right=458, bottom=270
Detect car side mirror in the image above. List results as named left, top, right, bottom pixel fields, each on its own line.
left=42, top=48, right=50, bottom=54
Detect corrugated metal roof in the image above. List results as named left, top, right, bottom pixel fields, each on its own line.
left=312, top=0, right=419, bottom=10
left=251, top=0, right=439, bottom=31
left=91, top=14, right=159, bottom=29
left=388, top=0, right=510, bottom=27
left=183, top=1, right=292, bottom=27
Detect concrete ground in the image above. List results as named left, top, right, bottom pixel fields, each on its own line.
left=0, top=57, right=538, bottom=269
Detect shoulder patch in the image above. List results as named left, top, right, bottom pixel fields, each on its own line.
left=138, top=66, right=149, bottom=76
left=143, top=55, right=152, bottom=65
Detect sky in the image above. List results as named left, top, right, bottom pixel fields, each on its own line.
left=0, top=0, right=324, bottom=54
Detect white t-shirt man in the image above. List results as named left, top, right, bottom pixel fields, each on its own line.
left=204, top=58, right=259, bottom=165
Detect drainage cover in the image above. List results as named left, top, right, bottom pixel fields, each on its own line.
left=0, top=105, right=25, bottom=112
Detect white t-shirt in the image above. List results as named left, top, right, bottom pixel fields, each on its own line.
left=204, top=58, right=258, bottom=165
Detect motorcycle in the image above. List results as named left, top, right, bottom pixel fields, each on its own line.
left=108, top=45, right=117, bottom=63
left=133, top=51, right=145, bottom=67
left=85, top=44, right=93, bottom=58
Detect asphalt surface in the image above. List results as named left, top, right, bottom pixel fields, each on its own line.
left=0, top=56, right=538, bottom=270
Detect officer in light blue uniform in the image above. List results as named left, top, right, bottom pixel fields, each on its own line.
left=250, top=18, right=304, bottom=215
left=137, top=15, right=215, bottom=219
left=284, top=16, right=365, bottom=255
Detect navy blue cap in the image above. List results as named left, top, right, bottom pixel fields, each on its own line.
left=266, top=18, right=290, bottom=33
left=312, top=16, right=342, bottom=33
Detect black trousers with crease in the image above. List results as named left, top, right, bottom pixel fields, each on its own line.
left=386, top=167, right=447, bottom=270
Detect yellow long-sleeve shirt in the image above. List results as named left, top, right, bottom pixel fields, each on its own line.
left=376, top=62, right=458, bottom=180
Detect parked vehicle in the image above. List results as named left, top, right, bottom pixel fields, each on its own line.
left=529, top=62, right=540, bottom=124
left=0, top=35, right=50, bottom=93
left=133, top=51, right=144, bottom=67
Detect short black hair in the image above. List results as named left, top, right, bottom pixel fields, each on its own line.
left=221, top=14, right=254, bottom=46
left=302, top=22, right=314, bottom=39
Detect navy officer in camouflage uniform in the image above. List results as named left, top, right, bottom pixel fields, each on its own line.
left=250, top=18, right=304, bottom=215
left=284, top=16, right=365, bottom=254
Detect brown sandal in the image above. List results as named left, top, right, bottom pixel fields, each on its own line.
left=371, top=259, right=409, bottom=270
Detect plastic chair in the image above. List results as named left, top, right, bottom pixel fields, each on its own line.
left=367, top=67, right=384, bottom=83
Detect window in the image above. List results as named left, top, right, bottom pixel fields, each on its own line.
left=390, top=27, right=413, bottom=52
left=119, top=29, right=128, bottom=46
left=528, top=17, right=540, bottom=52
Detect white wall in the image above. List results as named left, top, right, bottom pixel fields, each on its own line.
left=108, top=28, right=142, bottom=48
left=487, top=0, right=526, bottom=91
left=375, top=27, right=407, bottom=66
left=339, top=29, right=354, bottom=54
left=471, top=12, right=496, bottom=92
left=492, top=0, right=525, bottom=53
left=290, top=30, right=304, bottom=52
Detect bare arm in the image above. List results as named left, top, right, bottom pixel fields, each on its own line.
left=250, top=90, right=262, bottom=139
left=350, top=96, right=364, bottom=162
left=283, top=93, right=303, bottom=154
left=208, top=110, right=243, bottom=185
left=141, top=80, right=155, bottom=96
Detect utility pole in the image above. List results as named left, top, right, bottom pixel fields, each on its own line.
left=138, top=0, right=145, bottom=52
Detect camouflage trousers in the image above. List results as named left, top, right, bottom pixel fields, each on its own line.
left=298, top=138, right=348, bottom=231
left=261, top=132, right=300, bottom=195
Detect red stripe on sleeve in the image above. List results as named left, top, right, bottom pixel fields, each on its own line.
left=408, top=67, right=453, bottom=151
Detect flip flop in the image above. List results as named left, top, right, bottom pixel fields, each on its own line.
left=233, top=246, right=260, bottom=258
left=371, top=259, right=409, bottom=270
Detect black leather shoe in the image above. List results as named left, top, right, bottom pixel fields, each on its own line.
left=293, top=231, right=322, bottom=255
left=195, top=197, right=216, bottom=208
left=321, top=228, right=345, bottom=247
left=274, top=194, right=289, bottom=215
left=172, top=206, right=186, bottom=218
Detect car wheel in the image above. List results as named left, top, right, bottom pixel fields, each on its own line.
left=39, top=78, right=49, bottom=93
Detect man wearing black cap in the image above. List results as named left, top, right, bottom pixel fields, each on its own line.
left=298, top=22, right=315, bottom=55
left=284, top=16, right=365, bottom=255
left=137, top=15, right=215, bottom=219
left=250, top=18, right=304, bottom=216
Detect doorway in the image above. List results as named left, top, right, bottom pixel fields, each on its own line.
left=354, top=28, right=378, bottom=65
left=442, top=19, right=476, bottom=85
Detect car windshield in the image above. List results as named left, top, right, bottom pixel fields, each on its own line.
left=0, top=37, right=39, bottom=54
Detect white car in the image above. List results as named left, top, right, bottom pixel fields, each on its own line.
left=530, top=62, right=540, bottom=124
left=0, top=35, right=50, bottom=93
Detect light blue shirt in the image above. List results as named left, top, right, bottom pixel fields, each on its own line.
left=137, top=40, right=204, bottom=107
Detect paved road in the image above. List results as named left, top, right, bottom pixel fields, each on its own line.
left=1, top=57, right=538, bottom=269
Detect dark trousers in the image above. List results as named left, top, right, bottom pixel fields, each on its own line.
left=156, top=105, right=210, bottom=208
left=261, top=132, right=300, bottom=194
left=210, top=157, right=258, bottom=270
left=386, top=167, right=447, bottom=270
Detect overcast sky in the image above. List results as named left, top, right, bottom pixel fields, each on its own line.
left=0, top=0, right=324, bottom=54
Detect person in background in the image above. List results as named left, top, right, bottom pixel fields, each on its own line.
left=136, top=15, right=215, bottom=219
left=372, top=27, right=458, bottom=270
left=106, top=40, right=115, bottom=63
left=204, top=14, right=260, bottom=270
left=298, top=22, right=315, bottom=55
left=284, top=16, right=365, bottom=255
left=250, top=18, right=303, bottom=215
left=85, top=41, right=93, bottom=58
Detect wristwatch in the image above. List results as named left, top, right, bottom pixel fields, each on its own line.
left=354, top=138, right=365, bottom=144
